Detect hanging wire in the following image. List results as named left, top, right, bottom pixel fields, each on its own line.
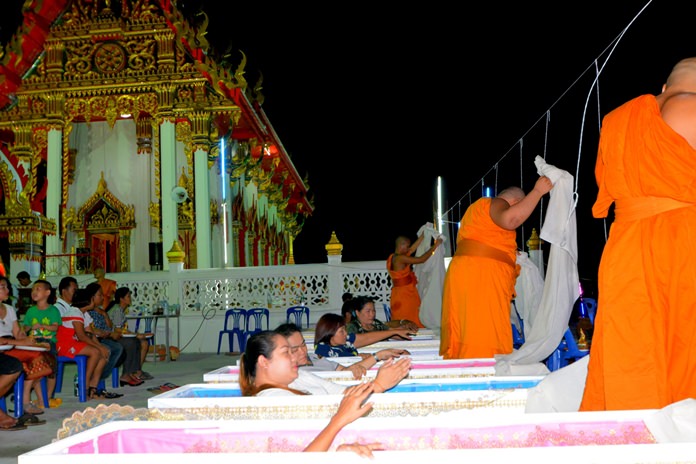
left=437, top=0, right=653, bottom=234
left=519, top=141, right=525, bottom=249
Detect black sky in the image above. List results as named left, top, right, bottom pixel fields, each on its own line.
left=2, top=0, right=694, bottom=282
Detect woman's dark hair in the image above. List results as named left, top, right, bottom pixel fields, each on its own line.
left=106, top=286, right=130, bottom=312
left=73, top=282, right=101, bottom=309
left=0, top=276, right=10, bottom=303
left=341, top=298, right=360, bottom=321
left=33, top=279, right=56, bottom=305
left=353, top=295, right=376, bottom=313
left=239, top=330, right=279, bottom=396
left=314, top=313, right=345, bottom=346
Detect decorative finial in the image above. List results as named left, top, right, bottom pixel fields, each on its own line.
left=325, top=231, right=343, bottom=256
left=166, top=240, right=186, bottom=263
left=526, top=228, right=543, bottom=251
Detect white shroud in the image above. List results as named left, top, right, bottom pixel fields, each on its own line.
left=495, top=156, right=579, bottom=375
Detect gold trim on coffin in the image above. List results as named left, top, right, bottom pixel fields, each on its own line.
left=55, top=393, right=527, bottom=441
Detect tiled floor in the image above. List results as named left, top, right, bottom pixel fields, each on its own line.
left=1, top=352, right=239, bottom=464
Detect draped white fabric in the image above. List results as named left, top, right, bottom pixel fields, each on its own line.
left=512, top=251, right=545, bottom=338
left=495, top=156, right=579, bottom=375
left=414, top=222, right=447, bottom=330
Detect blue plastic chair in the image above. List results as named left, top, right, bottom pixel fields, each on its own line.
left=382, top=303, right=392, bottom=322
left=511, top=301, right=525, bottom=349
left=286, top=305, right=310, bottom=329
left=583, top=297, right=597, bottom=323
left=245, top=307, right=270, bottom=339
left=545, top=328, right=590, bottom=372
left=216, top=308, right=247, bottom=354
left=55, top=355, right=119, bottom=402
left=0, top=373, right=48, bottom=418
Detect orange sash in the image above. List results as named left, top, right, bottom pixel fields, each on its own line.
left=614, top=196, right=694, bottom=223
left=455, top=238, right=515, bottom=268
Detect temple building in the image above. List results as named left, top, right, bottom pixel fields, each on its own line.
left=0, top=0, right=313, bottom=277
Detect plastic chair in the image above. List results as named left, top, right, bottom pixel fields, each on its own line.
left=286, top=305, right=310, bottom=329
left=382, top=303, right=392, bottom=322
left=97, top=367, right=120, bottom=390
left=245, top=307, right=270, bottom=340
left=583, top=297, right=597, bottom=323
left=134, top=316, right=157, bottom=347
left=216, top=308, right=247, bottom=354
left=55, top=355, right=88, bottom=402
left=545, top=328, right=590, bottom=372
left=56, top=355, right=119, bottom=402
left=511, top=301, right=525, bottom=349
left=0, top=373, right=48, bottom=418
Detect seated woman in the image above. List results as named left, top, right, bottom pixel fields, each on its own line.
left=240, top=330, right=410, bottom=398
left=314, top=313, right=408, bottom=364
left=106, top=287, right=153, bottom=381
left=73, top=284, right=125, bottom=398
left=239, top=330, right=392, bottom=455
left=0, top=275, right=53, bottom=417
left=346, top=295, right=419, bottom=338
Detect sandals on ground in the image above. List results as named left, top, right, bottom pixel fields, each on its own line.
left=0, top=421, right=26, bottom=431
left=23, top=401, right=44, bottom=415
left=17, top=413, right=46, bottom=426
left=88, top=386, right=124, bottom=399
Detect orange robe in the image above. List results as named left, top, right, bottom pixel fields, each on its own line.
left=439, top=198, right=519, bottom=359
left=387, top=254, right=424, bottom=327
left=98, top=278, right=117, bottom=308
left=580, top=95, right=696, bottom=411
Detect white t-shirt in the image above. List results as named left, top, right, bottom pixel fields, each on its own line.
left=56, top=298, right=86, bottom=329
left=256, top=370, right=346, bottom=396
left=0, top=304, right=18, bottom=337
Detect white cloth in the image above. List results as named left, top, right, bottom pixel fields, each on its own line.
left=495, top=156, right=579, bottom=374
left=0, top=304, right=18, bottom=337
left=513, top=251, right=545, bottom=337
left=525, top=355, right=589, bottom=412
left=289, top=370, right=346, bottom=395
left=414, top=222, right=447, bottom=329
left=644, top=398, right=696, bottom=443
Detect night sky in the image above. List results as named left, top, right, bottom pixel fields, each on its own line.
left=2, top=0, right=694, bottom=285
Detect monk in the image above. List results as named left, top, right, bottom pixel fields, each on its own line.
left=93, top=265, right=117, bottom=310
left=580, top=57, right=696, bottom=411
left=387, top=235, right=442, bottom=328
left=439, top=178, right=552, bottom=359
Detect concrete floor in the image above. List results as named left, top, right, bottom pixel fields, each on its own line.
left=1, top=352, right=239, bottom=464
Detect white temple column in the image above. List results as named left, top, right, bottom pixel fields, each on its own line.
left=45, top=127, right=63, bottom=257
left=194, top=147, right=211, bottom=269
left=160, top=119, right=177, bottom=270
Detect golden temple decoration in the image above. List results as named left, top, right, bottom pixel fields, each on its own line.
left=166, top=240, right=186, bottom=263
left=234, top=50, right=248, bottom=90
left=325, top=231, right=343, bottom=256
left=148, top=201, right=161, bottom=232
left=210, top=200, right=219, bottom=225
left=74, top=172, right=136, bottom=232
left=253, top=72, right=264, bottom=106
left=136, top=116, right=153, bottom=155
left=193, top=11, right=210, bottom=53
left=526, top=228, right=543, bottom=251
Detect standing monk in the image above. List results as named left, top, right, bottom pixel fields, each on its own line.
left=387, top=235, right=442, bottom=328
left=581, top=57, right=696, bottom=411
left=439, top=178, right=552, bottom=359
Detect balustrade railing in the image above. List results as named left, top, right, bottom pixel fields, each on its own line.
left=43, top=261, right=393, bottom=314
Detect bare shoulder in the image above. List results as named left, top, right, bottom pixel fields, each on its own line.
left=658, top=91, right=696, bottom=149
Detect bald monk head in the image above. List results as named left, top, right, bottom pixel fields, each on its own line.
left=497, top=187, right=526, bottom=206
